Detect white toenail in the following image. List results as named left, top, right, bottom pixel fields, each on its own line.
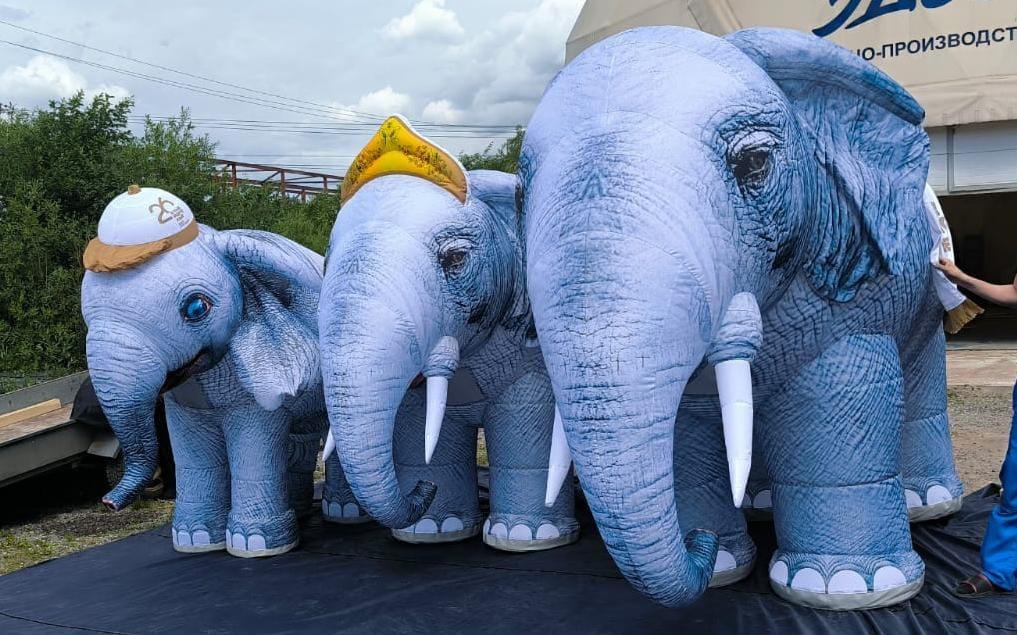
left=414, top=518, right=438, bottom=534
left=873, top=566, right=906, bottom=591
left=926, top=485, right=952, bottom=505
left=509, top=524, right=532, bottom=541
left=714, top=550, right=736, bottom=573
left=535, top=524, right=560, bottom=540
left=904, top=489, right=922, bottom=508
left=490, top=522, right=508, bottom=539
left=441, top=516, right=464, bottom=532
left=827, top=570, right=867, bottom=594
left=791, top=568, right=825, bottom=593
left=247, top=535, right=266, bottom=551
left=770, top=560, right=788, bottom=586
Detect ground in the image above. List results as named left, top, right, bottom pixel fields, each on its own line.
left=0, top=389, right=1007, bottom=577
left=949, top=386, right=1012, bottom=492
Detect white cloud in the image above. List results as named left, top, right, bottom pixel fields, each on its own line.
left=421, top=99, right=462, bottom=124
left=0, top=55, right=130, bottom=106
left=335, top=86, right=412, bottom=119
left=0, top=4, right=29, bottom=21
left=382, top=0, right=464, bottom=42
left=441, top=0, right=584, bottom=124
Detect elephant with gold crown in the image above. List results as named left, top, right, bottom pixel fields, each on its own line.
left=318, top=116, right=580, bottom=550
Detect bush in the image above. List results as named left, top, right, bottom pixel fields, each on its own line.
left=0, top=94, right=521, bottom=377
left=0, top=93, right=340, bottom=375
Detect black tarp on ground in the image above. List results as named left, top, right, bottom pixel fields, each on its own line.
left=1, top=478, right=1015, bottom=634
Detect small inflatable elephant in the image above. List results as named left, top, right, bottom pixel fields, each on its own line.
left=522, top=27, right=961, bottom=609
left=319, top=117, right=579, bottom=551
left=81, top=186, right=364, bottom=558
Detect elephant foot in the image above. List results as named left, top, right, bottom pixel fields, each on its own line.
left=709, top=535, right=756, bottom=588
left=739, top=487, right=773, bottom=522
left=904, top=478, right=963, bottom=523
left=768, top=549, right=924, bottom=610
left=480, top=515, right=580, bottom=552
left=392, top=515, right=482, bottom=544
left=321, top=497, right=370, bottom=525
left=172, top=526, right=226, bottom=553
left=226, top=510, right=299, bottom=558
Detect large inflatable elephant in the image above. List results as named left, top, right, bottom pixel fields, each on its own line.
left=319, top=117, right=578, bottom=551
left=81, top=187, right=364, bottom=558
left=521, top=27, right=961, bottom=609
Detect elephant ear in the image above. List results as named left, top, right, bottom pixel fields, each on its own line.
left=468, top=169, right=531, bottom=330
left=214, top=229, right=324, bottom=411
left=726, top=27, right=929, bottom=302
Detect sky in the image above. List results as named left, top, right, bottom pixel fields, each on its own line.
left=0, top=0, right=584, bottom=175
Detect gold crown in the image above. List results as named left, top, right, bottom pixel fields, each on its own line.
left=341, top=115, right=468, bottom=205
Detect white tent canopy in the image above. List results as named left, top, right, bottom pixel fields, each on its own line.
left=566, top=0, right=1017, bottom=193
left=567, top=0, right=1017, bottom=128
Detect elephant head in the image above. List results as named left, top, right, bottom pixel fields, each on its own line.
left=522, top=27, right=928, bottom=607
left=82, top=219, right=322, bottom=511
left=319, top=116, right=525, bottom=529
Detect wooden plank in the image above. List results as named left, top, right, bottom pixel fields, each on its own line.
left=0, top=371, right=88, bottom=415
left=0, top=404, right=75, bottom=446
left=0, top=399, right=60, bottom=428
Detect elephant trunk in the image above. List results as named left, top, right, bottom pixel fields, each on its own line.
left=320, top=284, right=438, bottom=529
left=86, top=327, right=167, bottom=511
left=529, top=221, right=727, bottom=607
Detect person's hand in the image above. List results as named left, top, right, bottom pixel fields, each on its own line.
left=934, top=258, right=967, bottom=285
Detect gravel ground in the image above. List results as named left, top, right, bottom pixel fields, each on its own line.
left=0, top=401, right=1006, bottom=577
left=948, top=385, right=1013, bottom=493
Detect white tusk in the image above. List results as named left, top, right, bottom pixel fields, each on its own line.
left=424, top=375, right=449, bottom=464
left=544, top=405, right=572, bottom=507
left=715, top=358, right=753, bottom=508
left=715, top=360, right=756, bottom=508
left=323, top=429, right=336, bottom=461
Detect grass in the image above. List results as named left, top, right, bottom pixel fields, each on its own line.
left=2, top=440, right=491, bottom=577
left=0, top=499, right=174, bottom=575
left=0, top=464, right=174, bottom=576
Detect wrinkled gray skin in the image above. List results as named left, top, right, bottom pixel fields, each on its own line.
left=319, top=171, right=578, bottom=549
left=522, top=26, right=959, bottom=609
left=82, top=227, right=364, bottom=557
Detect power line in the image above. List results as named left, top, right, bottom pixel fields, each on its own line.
left=0, top=19, right=522, bottom=129
left=0, top=39, right=387, bottom=122
left=0, top=17, right=388, bottom=124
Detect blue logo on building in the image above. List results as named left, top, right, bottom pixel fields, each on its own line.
left=815, top=0, right=954, bottom=37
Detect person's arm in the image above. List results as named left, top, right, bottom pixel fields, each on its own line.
left=934, top=259, right=1017, bottom=309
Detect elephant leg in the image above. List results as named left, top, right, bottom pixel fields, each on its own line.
left=674, top=398, right=756, bottom=586
left=322, top=449, right=369, bottom=524
left=391, top=391, right=482, bottom=543
left=223, top=407, right=298, bottom=557
left=741, top=458, right=773, bottom=520
left=164, top=400, right=229, bottom=553
left=900, top=327, right=963, bottom=521
left=286, top=425, right=320, bottom=520
left=482, top=371, right=579, bottom=552
left=763, top=334, right=923, bottom=610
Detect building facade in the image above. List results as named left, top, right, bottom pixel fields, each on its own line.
left=566, top=0, right=1017, bottom=287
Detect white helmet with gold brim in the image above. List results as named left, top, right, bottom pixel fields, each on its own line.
left=83, top=184, right=198, bottom=272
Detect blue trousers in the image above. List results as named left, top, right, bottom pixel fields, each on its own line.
left=982, top=380, right=1017, bottom=591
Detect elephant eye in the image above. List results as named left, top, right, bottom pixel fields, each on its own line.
left=729, top=144, right=773, bottom=193
left=181, top=293, right=212, bottom=322
left=439, top=246, right=469, bottom=275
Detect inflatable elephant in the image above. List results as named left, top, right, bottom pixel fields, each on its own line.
left=319, top=117, right=578, bottom=551
left=522, top=27, right=961, bottom=609
left=81, top=186, right=364, bottom=558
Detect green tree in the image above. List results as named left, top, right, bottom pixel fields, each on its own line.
left=0, top=93, right=339, bottom=376
left=458, top=126, right=524, bottom=173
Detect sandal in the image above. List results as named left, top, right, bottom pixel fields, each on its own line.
left=953, top=573, right=1010, bottom=598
